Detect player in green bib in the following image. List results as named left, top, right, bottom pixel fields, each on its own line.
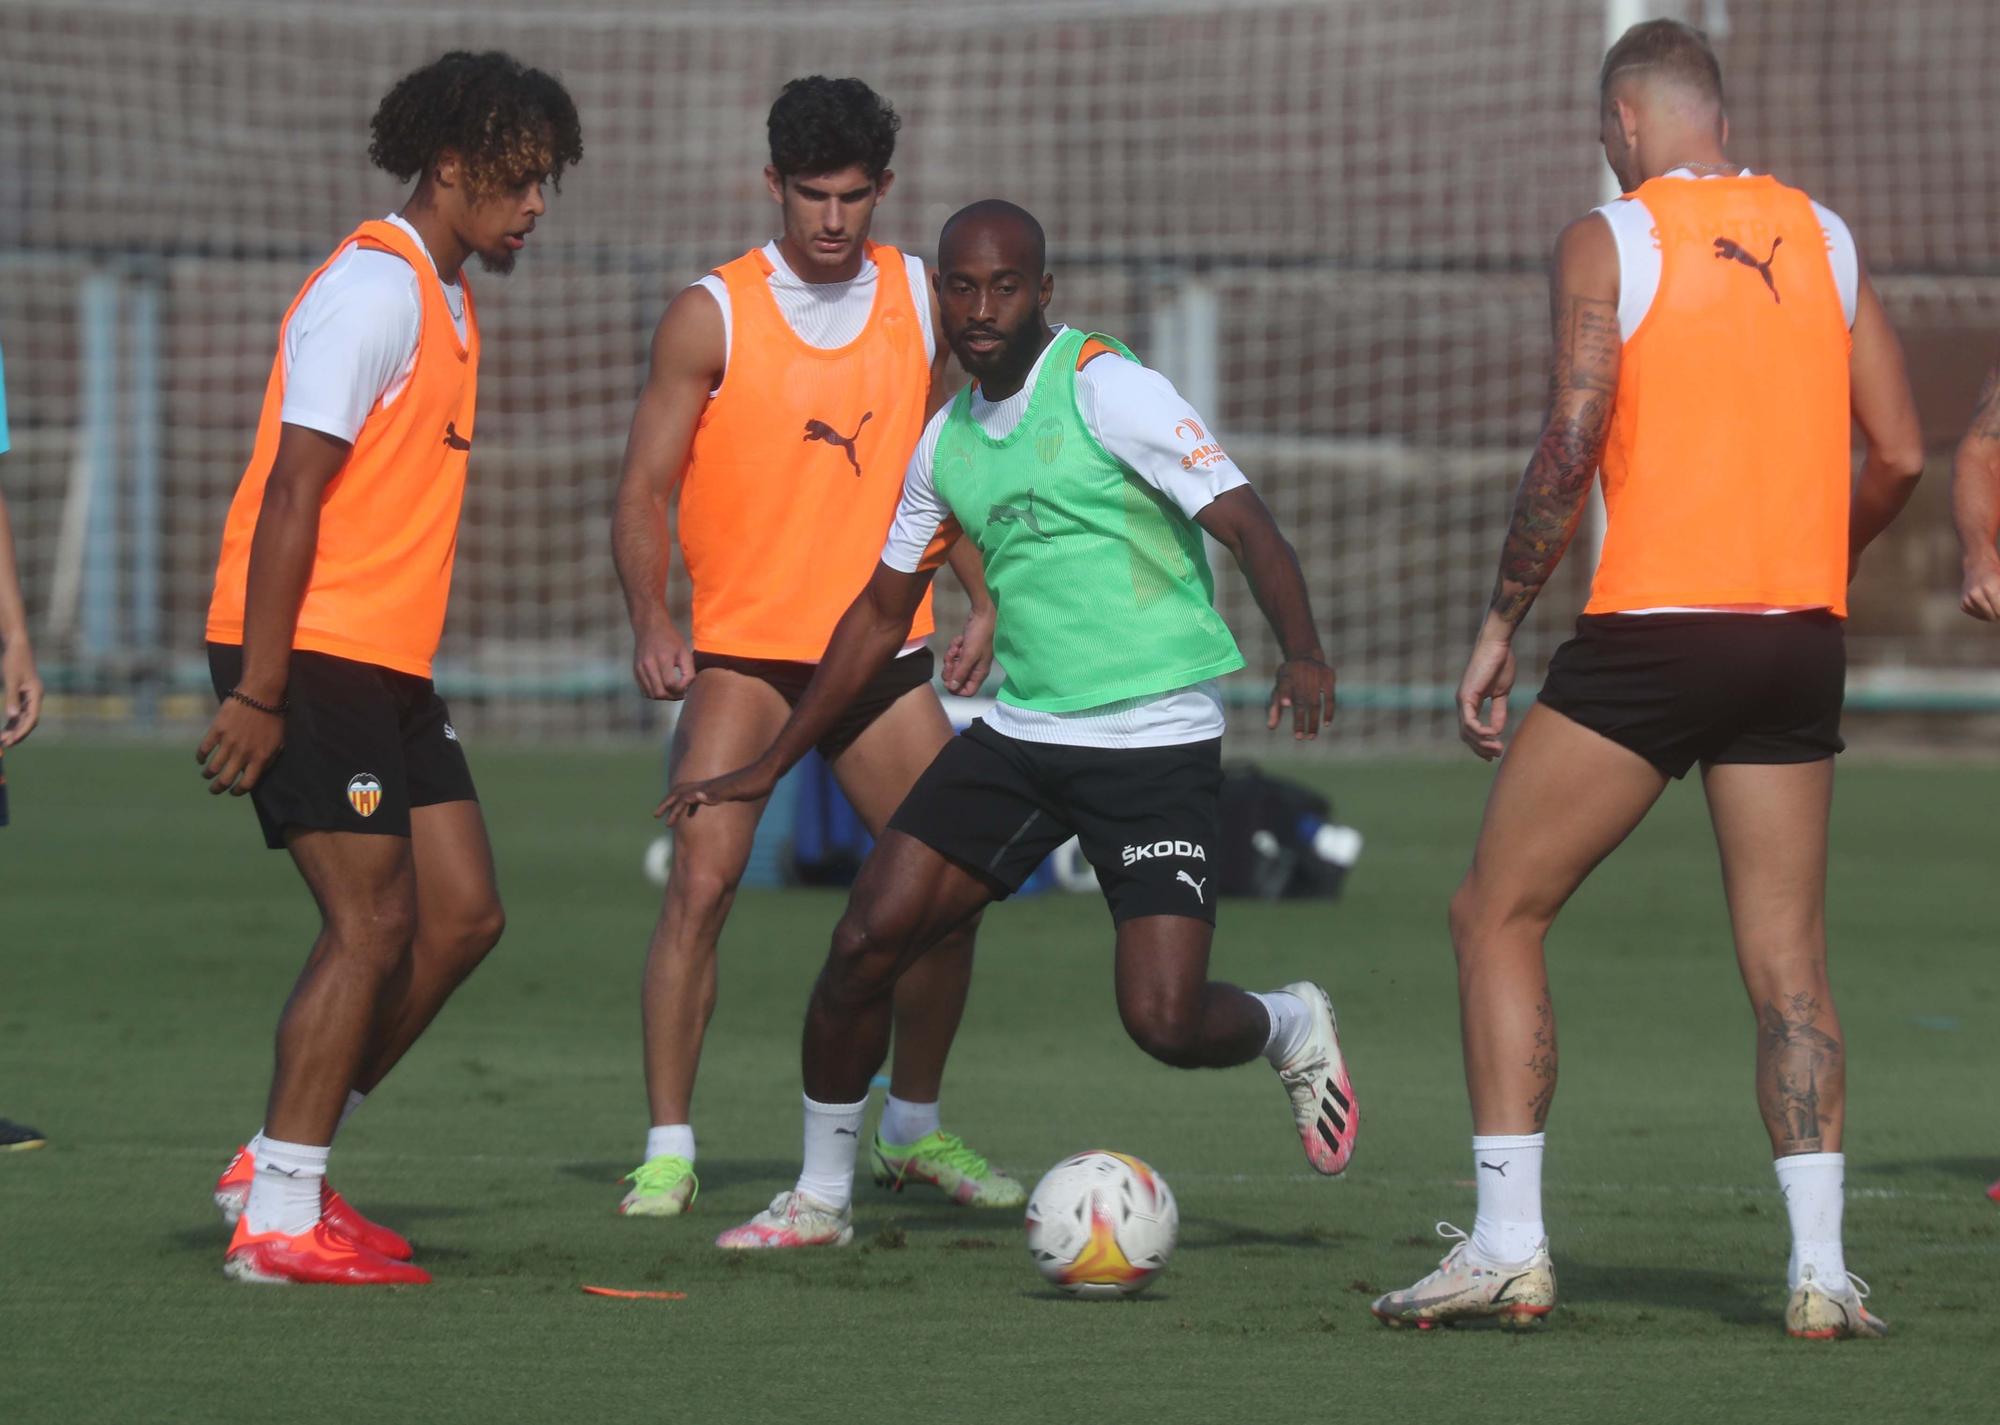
left=666, top=201, right=1359, bottom=1249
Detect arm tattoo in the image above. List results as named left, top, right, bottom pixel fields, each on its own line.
left=1487, top=295, right=1619, bottom=627
left=1758, top=992, right=1842, bottom=1154
left=1525, top=983, right=1557, bottom=1129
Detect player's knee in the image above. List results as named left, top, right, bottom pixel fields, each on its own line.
left=824, top=911, right=913, bottom=1001
left=1121, top=998, right=1204, bottom=1068
left=666, top=857, right=743, bottom=918
left=460, top=900, right=506, bottom=956
left=325, top=896, right=419, bottom=966
left=1449, top=875, right=1550, bottom=958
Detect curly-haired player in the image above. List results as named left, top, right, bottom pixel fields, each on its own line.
left=197, top=50, right=581, bottom=1285
left=611, top=77, right=1020, bottom=1221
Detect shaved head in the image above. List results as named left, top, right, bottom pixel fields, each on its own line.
left=939, top=199, right=1046, bottom=278
left=1601, top=18, right=1724, bottom=117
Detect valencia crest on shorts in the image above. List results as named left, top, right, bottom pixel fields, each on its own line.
left=347, top=774, right=384, bottom=818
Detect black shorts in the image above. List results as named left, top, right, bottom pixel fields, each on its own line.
left=207, top=643, right=478, bottom=849
left=1536, top=612, right=1845, bottom=780
left=888, top=720, right=1222, bottom=925
left=692, top=648, right=936, bottom=761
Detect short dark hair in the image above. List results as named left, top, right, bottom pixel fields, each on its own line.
left=1600, top=18, right=1723, bottom=107
left=369, top=51, right=583, bottom=197
left=767, top=76, right=900, bottom=180
left=939, top=200, right=1047, bottom=276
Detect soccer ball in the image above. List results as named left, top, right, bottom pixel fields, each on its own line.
left=1024, top=1151, right=1178, bottom=1299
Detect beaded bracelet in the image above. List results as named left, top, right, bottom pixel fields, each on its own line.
left=227, top=687, right=288, bottom=717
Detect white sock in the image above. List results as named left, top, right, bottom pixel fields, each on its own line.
left=1775, top=1151, right=1846, bottom=1290
left=338, top=1090, right=366, bottom=1133
left=245, top=1136, right=329, bottom=1237
left=1469, top=1132, right=1546, bottom=1265
left=1251, top=990, right=1313, bottom=1065
left=645, top=1124, right=696, bottom=1164
left=879, top=1095, right=941, bottom=1146
left=795, top=1094, right=867, bottom=1212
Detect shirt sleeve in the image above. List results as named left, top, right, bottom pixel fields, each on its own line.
left=880, top=406, right=961, bottom=574
left=1809, top=200, right=1860, bottom=330
left=1074, top=354, right=1248, bottom=521
left=279, top=249, right=422, bottom=443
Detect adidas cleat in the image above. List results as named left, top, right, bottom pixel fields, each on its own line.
left=214, top=1144, right=413, bottom=1259
left=871, top=1130, right=1025, bottom=1208
left=1786, top=1267, right=1888, bottom=1340
left=1273, top=981, right=1358, bottom=1175
left=715, top=1191, right=853, bottom=1250
left=1371, top=1223, right=1556, bottom=1329
left=619, top=1154, right=699, bottom=1217
left=223, top=1218, right=430, bottom=1286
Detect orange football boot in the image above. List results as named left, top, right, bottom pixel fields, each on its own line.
left=223, top=1217, right=430, bottom=1286
left=214, top=1145, right=414, bottom=1260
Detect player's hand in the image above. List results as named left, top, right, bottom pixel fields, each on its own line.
left=656, top=759, right=777, bottom=825
left=1456, top=636, right=1517, bottom=761
left=196, top=697, right=285, bottom=795
left=1961, top=559, right=2000, bottom=621
left=632, top=618, right=695, bottom=701
left=942, top=604, right=996, bottom=695
left=1268, top=655, right=1336, bottom=740
left=0, top=639, right=44, bottom=749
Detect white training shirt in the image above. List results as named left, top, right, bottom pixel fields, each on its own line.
left=279, top=213, right=467, bottom=443
left=882, top=328, right=1248, bottom=749
left=1593, top=169, right=1858, bottom=617
left=693, top=241, right=935, bottom=395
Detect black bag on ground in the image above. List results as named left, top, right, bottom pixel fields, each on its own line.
left=1216, top=764, right=1360, bottom=900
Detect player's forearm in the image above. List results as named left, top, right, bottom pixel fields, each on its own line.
left=1850, top=448, right=1924, bottom=566
left=236, top=479, right=322, bottom=700
left=758, top=595, right=913, bottom=780
left=611, top=481, right=674, bottom=631
left=0, top=495, right=31, bottom=656
left=1228, top=518, right=1323, bottom=661
left=1485, top=395, right=1608, bottom=637
left=1952, top=441, right=2000, bottom=572
left=945, top=538, right=994, bottom=614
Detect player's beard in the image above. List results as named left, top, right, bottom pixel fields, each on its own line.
left=477, top=247, right=518, bottom=276
left=956, top=318, right=1039, bottom=383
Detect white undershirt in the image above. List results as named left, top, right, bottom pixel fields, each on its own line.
left=279, top=213, right=466, bottom=443
left=693, top=241, right=935, bottom=396
left=1593, top=170, right=1856, bottom=617
left=883, top=328, right=1246, bottom=748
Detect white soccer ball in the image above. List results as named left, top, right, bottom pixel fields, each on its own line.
left=1024, top=1150, right=1178, bottom=1299
left=643, top=834, right=672, bottom=887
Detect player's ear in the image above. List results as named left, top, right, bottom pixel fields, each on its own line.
left=763, top=165, right=785, bottom=206
left=874, top=169, right=895, bottom=202
left=1038, top=272, right=1054, bottom=311
left=432, top=150, right=462, bottom=193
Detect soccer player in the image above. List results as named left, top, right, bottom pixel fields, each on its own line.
left=610, top=78, right=1016, bottom=1218
left=1370, top=21, right=1922, bottom=1337
left=664, top=199, right=1358, bottom=1250
left=1, top=337, right=48, bottom=1153
left=197, top=52, right=582, bottom=1285
left=1949, top=358, right=2000, bottom=1209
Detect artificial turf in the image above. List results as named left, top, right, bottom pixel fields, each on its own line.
left=1, top=742, right=1992, bottom=1422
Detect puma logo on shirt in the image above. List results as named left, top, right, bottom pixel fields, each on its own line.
left=1713, top=235, right=1782, bottom=303
left=986, top=488, right=1050, bottom=539
left=442, top=421, right=472, bottom=451
left=1176, top=869, right=1207, bottom=904
left=803, top=412, right=873, bottom=477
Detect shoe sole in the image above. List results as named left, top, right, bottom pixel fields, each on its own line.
left=215, top=1189, right=247, bottom=1225
left=0, top=1140, right=47, bottom=1153
left=869, top=1163, right=1021, bottom=1209
left=715, top=1226, right=855, bottom=1250
left=618, top=1198, right=694, bottom=1218
left=222, top=1254, right=291, bottom=1286
left=1374, top=1304, right=1552, bottom=1330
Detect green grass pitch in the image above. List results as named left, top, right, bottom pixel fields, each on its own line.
left=1, top=742, right=1993, bottom=1422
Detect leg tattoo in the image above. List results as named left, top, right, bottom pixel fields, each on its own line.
left=1759, top=993, right=1841, bottom=1153
left=1526, top=983, right=1557, bottom=1129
